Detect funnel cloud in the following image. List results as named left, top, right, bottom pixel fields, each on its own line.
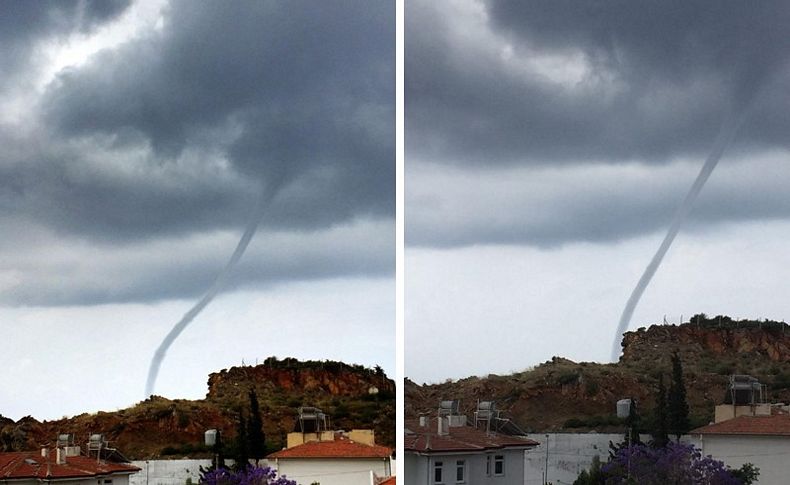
left=610, top=113, right=745, bottom=361
left=145, top=186, right=277, bottom=397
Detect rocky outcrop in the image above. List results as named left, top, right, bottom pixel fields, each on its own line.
left=621, top=321, right=790, bottom=363
left=207, top=358, right=394, bottom=401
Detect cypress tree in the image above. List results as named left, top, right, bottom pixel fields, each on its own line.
left=668, top=352, right=690, bottom=440
left=651, top=374, right=669, bottom=448
left=233, top=411, right=250, bottom=471
left=624, top=399, right=641, bottom=446
left=247, top=388, right=266, bottom=464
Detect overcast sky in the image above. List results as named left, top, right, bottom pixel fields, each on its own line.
left=406, top=0, right=790, bottom=384
left=0, top=0, right=394, bottom=421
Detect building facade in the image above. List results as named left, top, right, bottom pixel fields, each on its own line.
left=404, top=417, right=539, bottom=485
left=268, top=431, right=392, bottom=485
left=691, top=414, right=790, bottom=485
left=0, top=450, right=139, bottom=485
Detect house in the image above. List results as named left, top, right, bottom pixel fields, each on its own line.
left=0, top=450, right=140, bottom=485
left=404, top=402, right=539, bottom=485
left=691, top=413, right=790, bottom=485
left=266, top=406, right=393, bottom=485
left=267, top=433, right=392, bottom=485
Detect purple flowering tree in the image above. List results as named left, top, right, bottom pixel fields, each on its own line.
left=200, top=466, right=296, bottom=485
left=601, top=442, right=741, bottom=485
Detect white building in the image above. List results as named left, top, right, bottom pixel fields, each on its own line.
left=0, top=450, right=139, bottom=485
left=404, top=417, right=539, bottom=485
left=691, top=413, right=790, bottom=485
left=267, top=432, right=393, bottom=485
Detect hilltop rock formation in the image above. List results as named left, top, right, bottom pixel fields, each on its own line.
left=621, top=319, right=790, bottom=363
left=207, top=357, right=393, bottom=400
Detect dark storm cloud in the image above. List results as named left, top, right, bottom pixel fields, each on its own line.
left=0, top=1, right=394, bottom=305
left=39, top=0, right=394, bottom=238
left=406, top=0, right=790, bottom=166
left=0, top=137, right=251, bottom=242
left=0, top=0, right=129, bottom=38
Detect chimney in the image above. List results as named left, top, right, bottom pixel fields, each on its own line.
left=437, top=417, right=449, bottom=436
left=56, top=448, right=67, bottom=465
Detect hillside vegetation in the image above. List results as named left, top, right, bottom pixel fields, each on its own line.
left=1, top=357, right=395, bottom=459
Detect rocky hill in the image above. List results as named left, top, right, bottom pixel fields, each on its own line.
left=0, top=357, right=395, bottom=459
left=406, top=316, right=790, bottom=433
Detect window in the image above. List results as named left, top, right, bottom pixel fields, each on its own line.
left=455, top=459, right=466, bottom=483
left=434, top=460, right=444, bottom=483
left=486, top=455, right=491, bottom=476
left=494, top=454, right=505, bottom=476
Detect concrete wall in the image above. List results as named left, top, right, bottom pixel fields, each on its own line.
left=521, top=432, right=789, bottom=485
left=129, top=459, right=260, bottom=485
left=691, top=434, right=790, bottom=485
left=523, top=433, right=695, bottom=485
left=272, top=458, right=390, bottom=485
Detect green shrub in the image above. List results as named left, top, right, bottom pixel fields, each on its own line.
left=557, top=372, right=579, bottom=386
left=564, top=418, right=585, bottom=428
left=585, top=381, right=600, bottom=396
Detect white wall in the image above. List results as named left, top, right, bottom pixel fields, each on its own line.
left=523, top=433, right=696, bottom=485
left=691, top=435, right=790, bottom=485
left=130, top=459, right=211, bottom=485
left=129, top=459, right=265, bottom=485
left=404, top=453, right=426, bottom=484
left=11, top=473, right=133, bottom=485
left=524, top=433, right=619, bottom=485
left=272, top=458, right=390, bottom=485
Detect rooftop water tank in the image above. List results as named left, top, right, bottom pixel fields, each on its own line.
left=616, top=399, right=632, bottom=419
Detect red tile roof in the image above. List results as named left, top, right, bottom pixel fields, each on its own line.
left=267, top=436, right=393, bottom=459
left=404, top=418, right=539, bottom=453
left=0, top=452, right=140, bottom=480
left=691, top=414, right=790, bottom=436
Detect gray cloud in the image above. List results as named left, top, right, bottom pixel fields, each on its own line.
left=41, top=0, right=394, bottom=230
left=407, top=156, right=790, bottom=247
left=0, top=1, right=131, bottom=89
left=0, top=217, right=392, bottom=306
left=406, top=0, right=790, bottom=166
